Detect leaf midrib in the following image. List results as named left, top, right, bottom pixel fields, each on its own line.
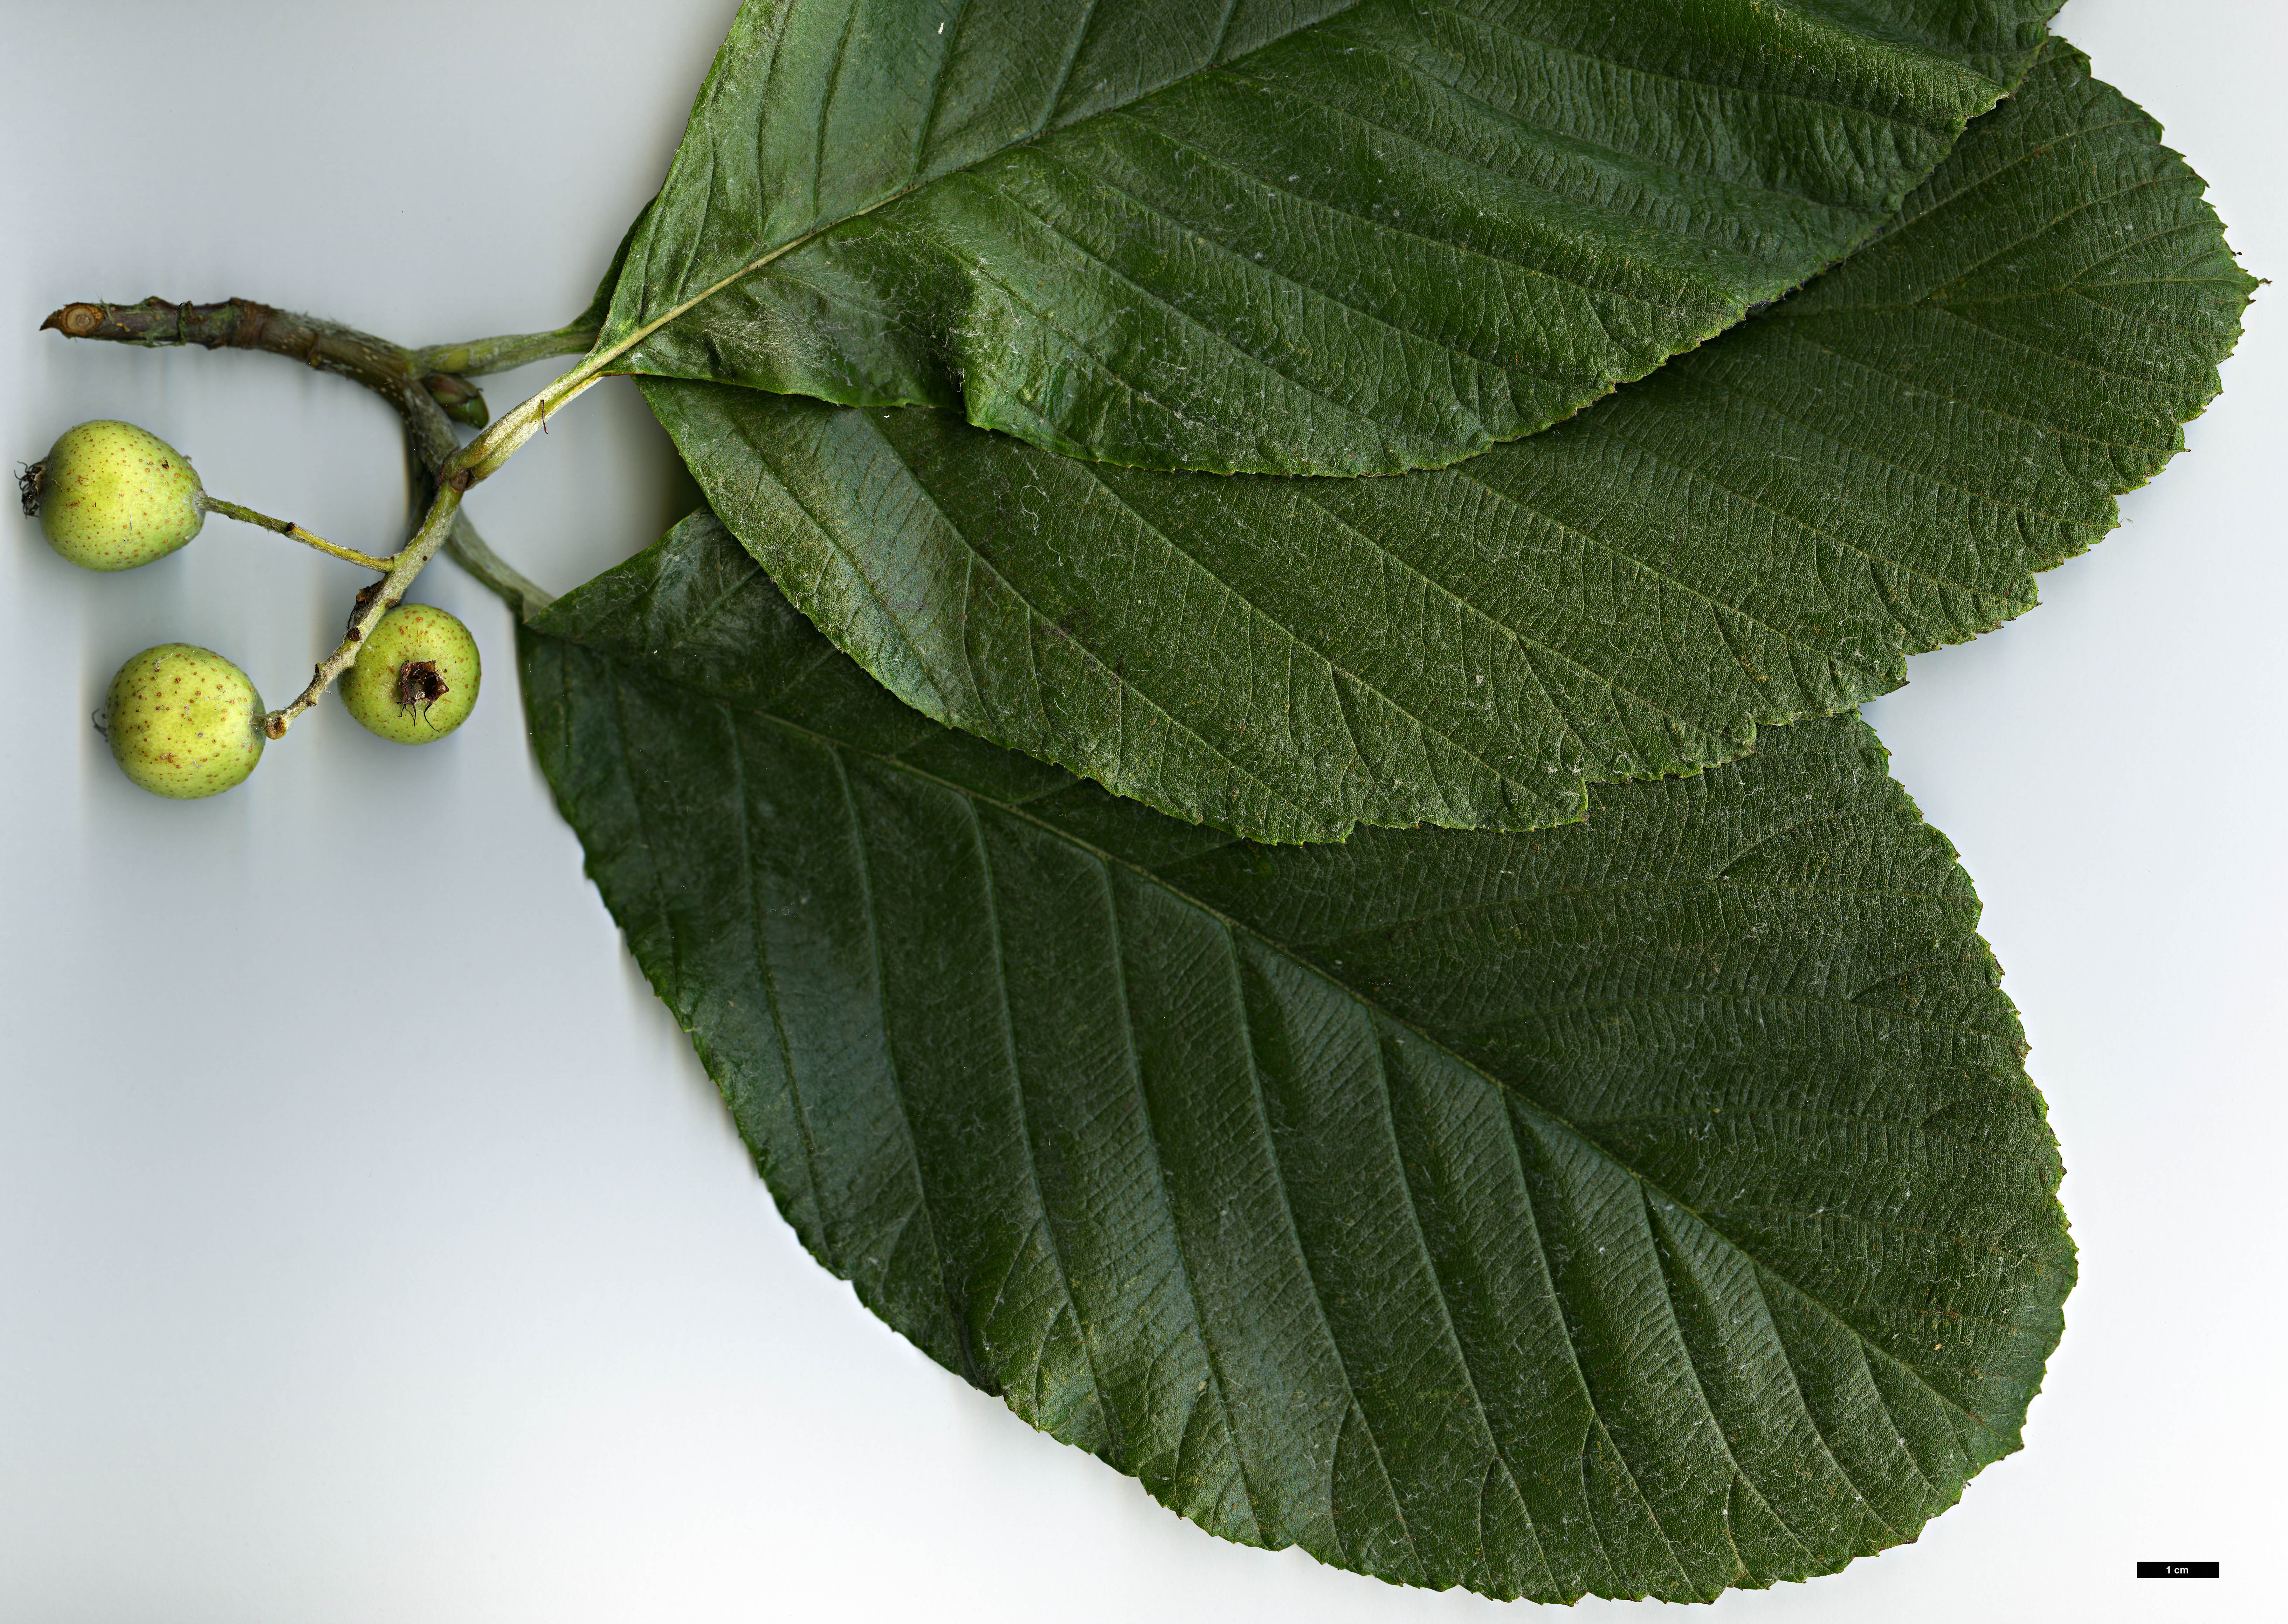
left=544, top=621, right=2012, bottom=1436
left=1749, top=320, right=2147, bottom=451
left=625, top=0, right=2018, bottom=395
left=722, top=248, right=2090, bottom=815
left=631, top=0, right=1377, bottom=348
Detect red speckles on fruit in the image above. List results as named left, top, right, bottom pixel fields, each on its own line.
left=103, top=644, right=264, bottom=799
left=340, top=604, right=481, bottom=744
left=30, top=420, right=206, bottom=571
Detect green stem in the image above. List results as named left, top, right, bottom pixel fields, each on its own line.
left=42, top=296, right=566, bottom=727
left=49, top=220, right=859, bottom=597
left=42, top=294, right=557, bottom=621
left=398, top=388, right=556, bottom=620
left=41, top=298, right=496, bottom=428
left=411, top=323, right=597, bottom=378
left=200, top=496, right=397, bottom=572
left=443, top=214, right=858, bottom=487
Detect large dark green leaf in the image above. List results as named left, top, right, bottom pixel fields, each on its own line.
left=645, top=43, right=2252, bottom=842
left=606, top=0, right=2058, bottom=475
left=522, top=511, right=2073, bottom=1604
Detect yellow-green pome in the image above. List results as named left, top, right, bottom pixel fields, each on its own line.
left=340, top=603, right=481, bottom=744
left=104, top=644, right=265, bottom=799
left=34, top=420, right=207, bottom=571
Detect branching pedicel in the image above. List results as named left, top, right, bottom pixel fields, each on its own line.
left=32, top=298, right=601, bottom=771
left=36, top=218, right=835, bottom=772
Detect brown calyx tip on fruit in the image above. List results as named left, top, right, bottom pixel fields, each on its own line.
left=340, top=604, right=481, bottom=745
left=16, top=459, right=43, bottom=518
left=40, top=303, right=106, bottom=339
left=394, top=659, right=450, bottom=723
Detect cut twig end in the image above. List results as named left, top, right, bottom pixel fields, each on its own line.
left=41, top=303, right=105, bottom=338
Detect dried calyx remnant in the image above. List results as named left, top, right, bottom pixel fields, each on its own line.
left=338, top=603, right=482, bottom=744
left=395, top=659, right=450, bottom=722
left=16, top=459, right=42, bottom=517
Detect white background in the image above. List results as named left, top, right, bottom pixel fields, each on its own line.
left=0, top=2, right=2277, bottom=1619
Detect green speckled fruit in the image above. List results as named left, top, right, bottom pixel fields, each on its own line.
left=34, top=420, right=206, bottom=570
left=104, top=644, right=265, bottom=799
left=340, top=603, right=481, bottom=745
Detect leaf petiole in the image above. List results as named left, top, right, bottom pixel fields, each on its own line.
left=410, top=322, right=598, bottom=380
left=443, top=206, right=886, bottom=488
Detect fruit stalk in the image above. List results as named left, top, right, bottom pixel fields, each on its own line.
left=197, top=497, right=397, bottom=572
